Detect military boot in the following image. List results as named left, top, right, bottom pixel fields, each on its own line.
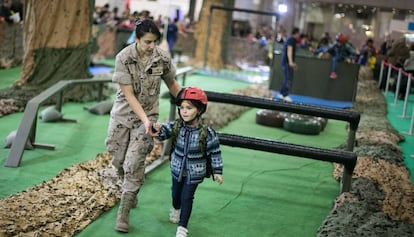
left=115, top=192, right=135, bottom=233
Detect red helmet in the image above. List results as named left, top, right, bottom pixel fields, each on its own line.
left=176, top=87, right=208, bottom=113
left=336, top=33, right=347, bottom=43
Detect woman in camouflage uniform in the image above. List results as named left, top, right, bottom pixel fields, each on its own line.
left=105, top=19, right=181, bottom=233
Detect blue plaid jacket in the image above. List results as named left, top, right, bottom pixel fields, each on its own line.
left=157, top=120, right=223, bottom=184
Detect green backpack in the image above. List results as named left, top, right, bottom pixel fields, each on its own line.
left=170, top=118, right=214, bottom=179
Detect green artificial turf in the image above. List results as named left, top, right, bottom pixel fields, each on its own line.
left=0, top=67, right=21, bottom=90
left=384, top=91, right=414, bottom=183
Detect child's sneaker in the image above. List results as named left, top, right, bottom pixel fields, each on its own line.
left=176, top=226, right=188, bottom=237
left=169, top=207, right=180, bottom=224
left=329, top=72, right=337, bottom=79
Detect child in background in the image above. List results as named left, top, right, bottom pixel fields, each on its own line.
left=358, top=38, right=377, bottom=66
left=326, top=33, right=356, bottom=79
left=153, top=87, right=223, bottom=237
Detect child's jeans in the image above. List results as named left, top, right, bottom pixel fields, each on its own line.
left=331, top=55, right=345, bottom=73
left=331, top=55, right=345, bottom=72
left=171, top=177, right=199, bottom=228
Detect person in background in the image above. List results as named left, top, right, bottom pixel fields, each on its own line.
left=139, top=10, right=150, bottom=20
left=166, top=18, right=179, bottom=58
left=125, top=10, right=150, bottom=45
left=153, top=87, right=223, bottom=237
left=317, top=32, right=332, bottom=48
left=358, top=38, right=377, bottom=66
left=402, top=42, right=414, bottom=100
left=312, top=32, right=332, bottom=59
left=299, top=33, right=310, bottom=49
left=278, top=27, right=301, bottom=102
left=10, top=0, right=22, bottom=22
left=0, top=0, right=15, bottom=24
left=326, top=33, right=356, bottom=79
left=276, top=25, right=287, bottom=43
left=380, top=35, right=393, bottom=56
left=105, top=19, right=181, bottom=233
left=380, top=37, right=410, bottom=91
left=120, top=11, right=136, bottom=31
left=154, top=14, right=164, bottom=29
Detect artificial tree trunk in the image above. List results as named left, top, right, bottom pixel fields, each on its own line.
left=0, top=0, right=98, bottom=112
left=193, top=0, right=235, bottom=70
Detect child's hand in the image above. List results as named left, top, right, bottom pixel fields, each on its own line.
left=309, top=47, right=315, bottom=54
left=153, top=122, right=162, bottom=131
left=148, top=122, right=161, bottom=136
left=214, top=174, right=223, bottom=185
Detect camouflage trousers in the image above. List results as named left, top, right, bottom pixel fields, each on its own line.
left=105, top=121, right=154, bottom=193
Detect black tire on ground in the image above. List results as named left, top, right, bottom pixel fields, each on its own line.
left=315, top=117, right=328, bottom=131
left=256, top=109, right=289, bottom=128
left=283, top=114, right=322, bottom=135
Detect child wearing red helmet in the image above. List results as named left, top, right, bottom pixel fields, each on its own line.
left=326, top=33, right=357, bottom=79
left=153, top=87, right=223, bottom=237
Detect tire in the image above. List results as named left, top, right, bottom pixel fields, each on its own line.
left=283, top=114, right=322, bottom=135
left=315, top=117, right=328, bottom=131
left=256, top=109, right=289, bottom=128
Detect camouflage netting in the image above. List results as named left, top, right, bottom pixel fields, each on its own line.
left=0, top=153, right=118, bottom=237
left=317, top=67, right=414, bottom=236
left=17, top=0, right=93, bottom=88
left=0, top=23, right=23, bottom=69
left=0, top=84, right=272, bottom=237
left=0, top=0, right=97, bottom=109
left=0, top=99, right=22, bottom=117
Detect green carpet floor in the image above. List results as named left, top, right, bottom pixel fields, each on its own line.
left=0, top=64, right=412, bottom=236
left=384, top=91, right=414, bottom=182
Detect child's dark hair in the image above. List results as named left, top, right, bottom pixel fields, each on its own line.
left=135, top=19, right=161, bottom=40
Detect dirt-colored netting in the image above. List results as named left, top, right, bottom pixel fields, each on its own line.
left=16, top=0, right=93, bottom=89
left=0, top=153, right=118, bottom=237
left=0, top=99, right=22, bottom=117
left=318, top=66, right=414, bottom=236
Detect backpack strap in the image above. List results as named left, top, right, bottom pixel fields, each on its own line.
left=169, top=118, right=182, bottom=160
left=199, top=123, right=214, bottom=180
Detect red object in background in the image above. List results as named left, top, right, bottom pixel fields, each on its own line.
left=336, top=33, right=347, bottom=43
